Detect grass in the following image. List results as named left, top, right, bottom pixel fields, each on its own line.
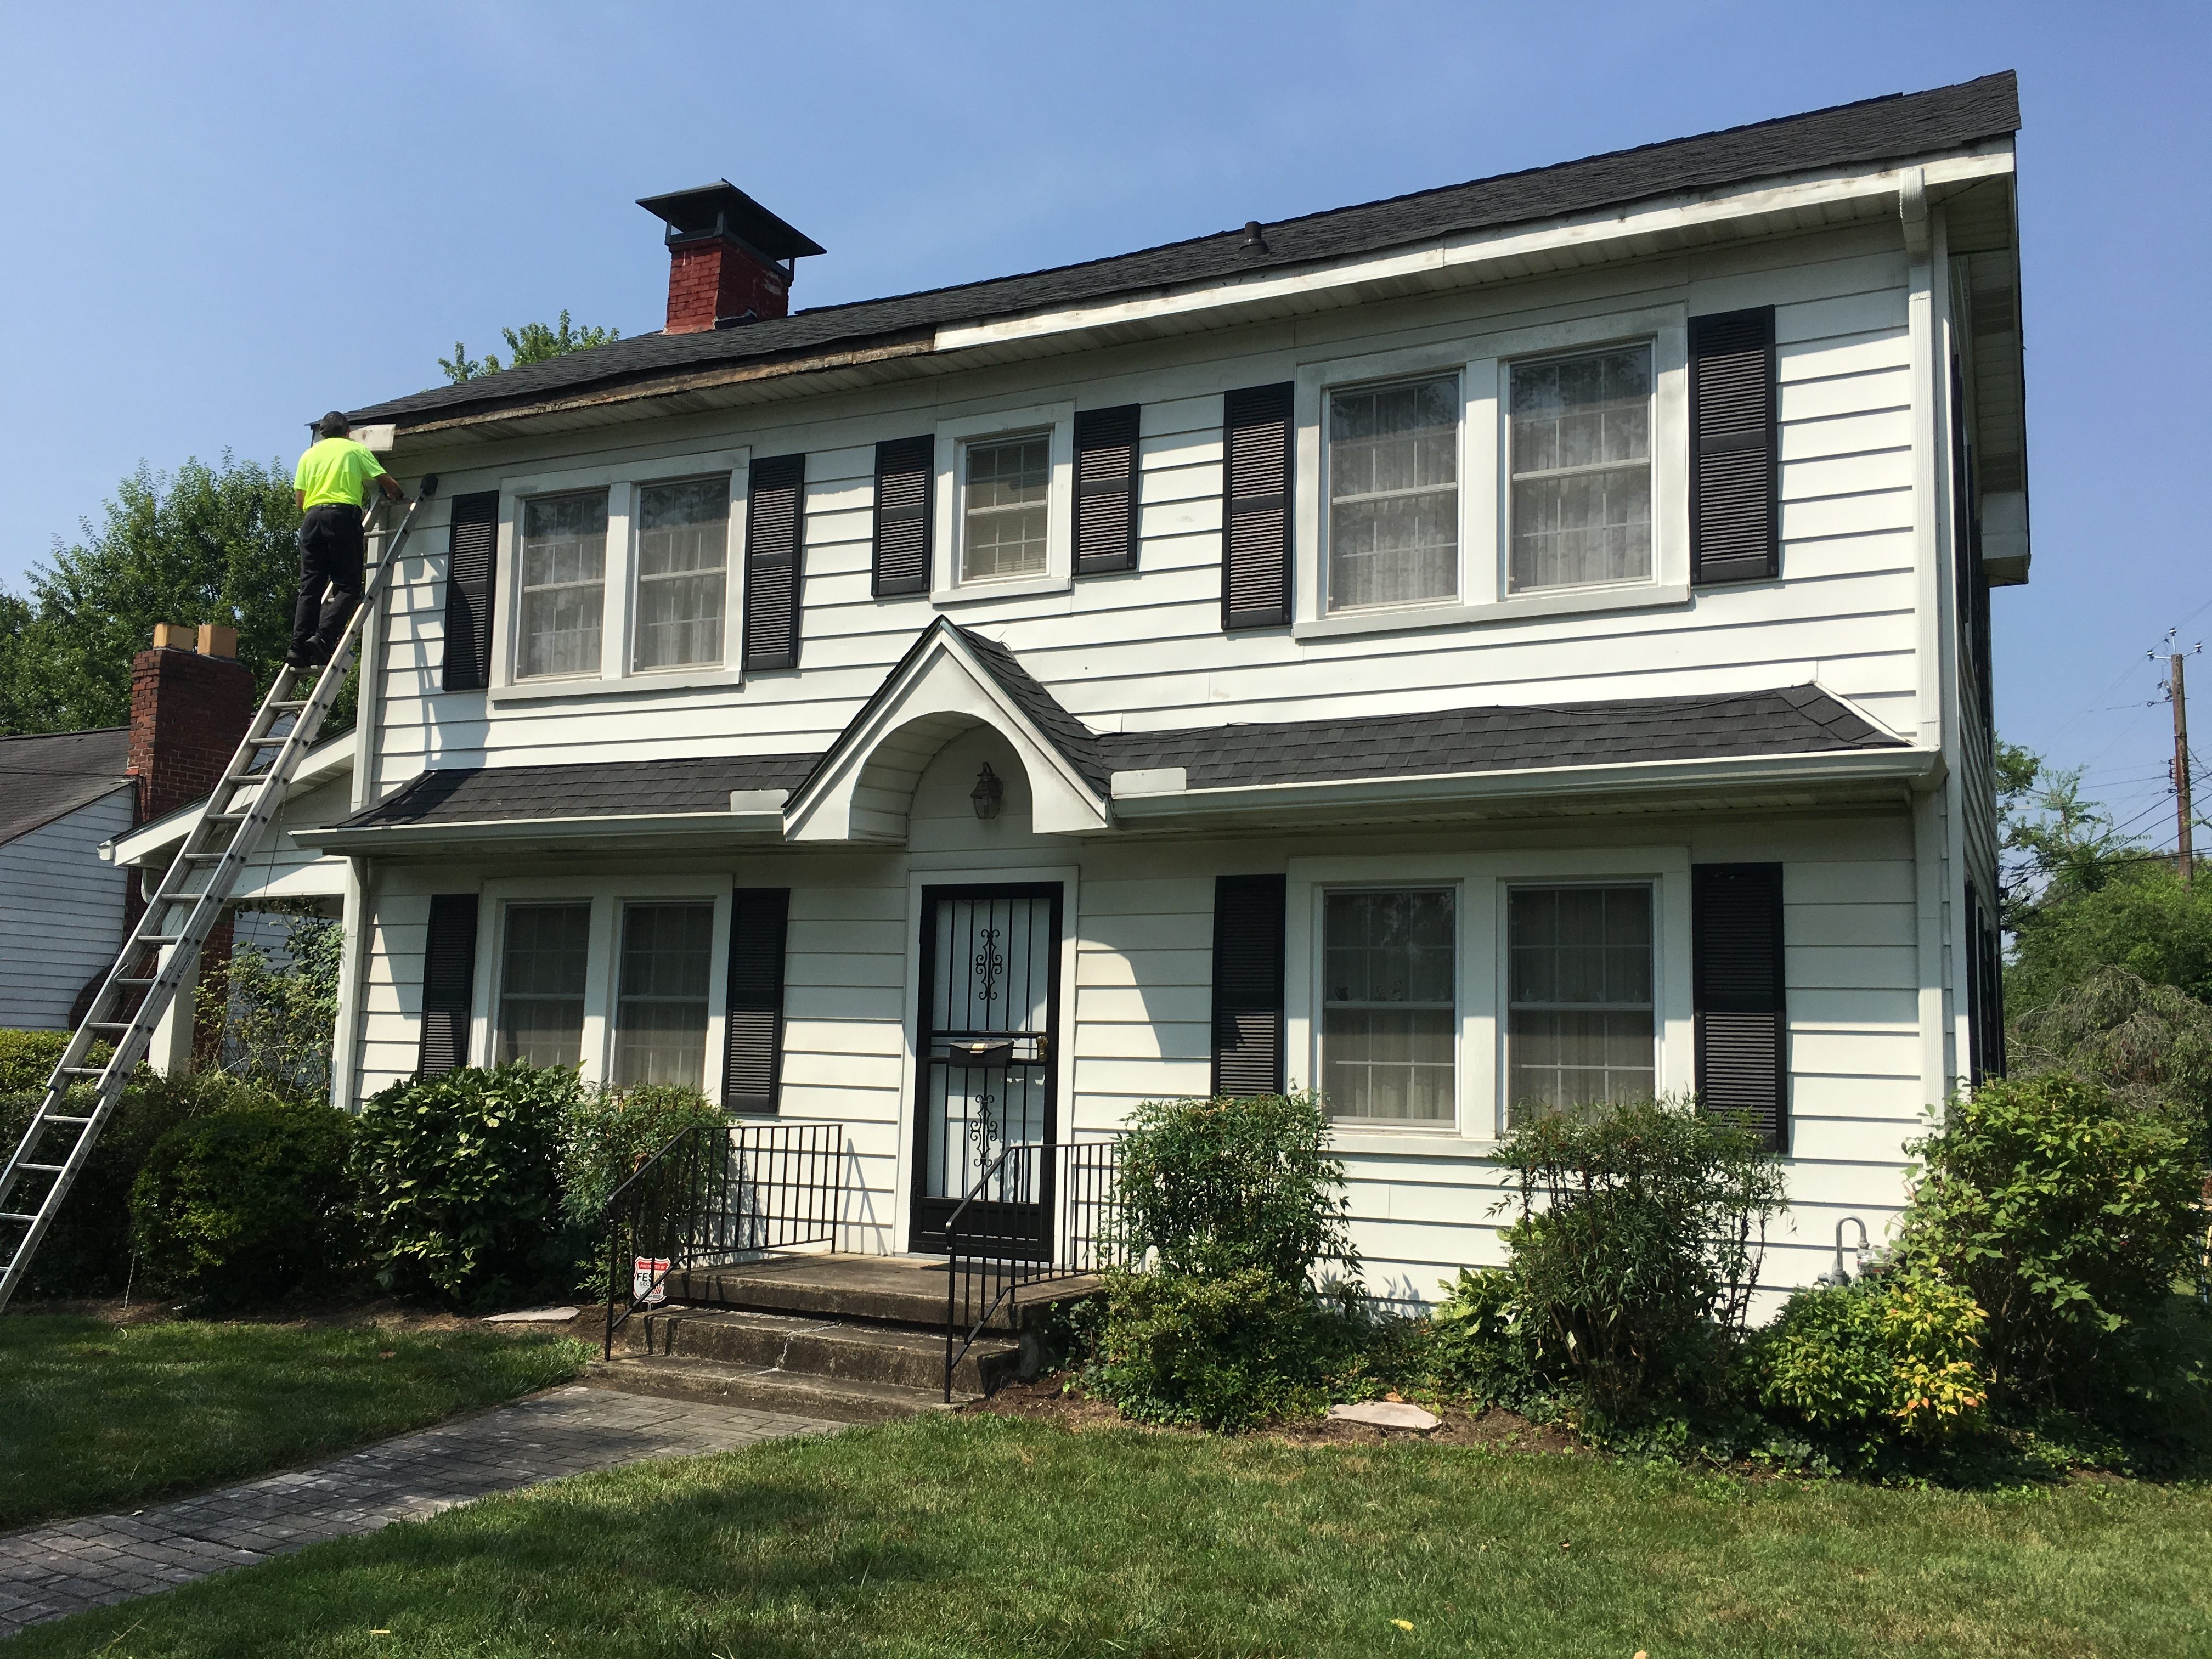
left=0, top=1314, right=590, bottom=1528
left=5, top=1412, right=2208, bottom=1657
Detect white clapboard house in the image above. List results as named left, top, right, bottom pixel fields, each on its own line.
left=114, top=73, right=2026, bottom=1302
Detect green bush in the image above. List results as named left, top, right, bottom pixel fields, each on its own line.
left=1896, top=1071, right=2206, bottom=1400
left=1486, top=1098, right=1788, bottom=1419
left=0, top=1070, right=253, bottom=1297
left=0, top=1028, right=112, bottom=1093
left=129, top=1094, right=356, bottom=1306
left=351, top=1063, right=583, bottom=1310
left=1427, top=1266, right=1536, bottom=1406
left=1086, top=1267, right=1360, bottom=1431
left=556, top=1082, right=726, bottom=1296
left=1755, top=1269, right=1988, bottom=1462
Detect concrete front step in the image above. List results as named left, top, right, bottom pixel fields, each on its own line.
left=587, top=1354, right=962, bottom=1423
left=637, top=1305, right=1020, bottom=1396
left=669, top=1252, right=1098, bottom=1333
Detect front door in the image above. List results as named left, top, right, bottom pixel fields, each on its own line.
left=909, top=883, right=1062, bottom=1254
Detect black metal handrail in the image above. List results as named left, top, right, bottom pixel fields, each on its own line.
left=942, top=1138, right=1123, bottom=1401
left=602, top=1120, right=843, bottom=1357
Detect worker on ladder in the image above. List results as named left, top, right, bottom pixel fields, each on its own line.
left=290, top=411, right=403, bottom=669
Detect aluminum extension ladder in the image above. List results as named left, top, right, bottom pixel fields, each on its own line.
left=0, top=477, right=438, bottom=1310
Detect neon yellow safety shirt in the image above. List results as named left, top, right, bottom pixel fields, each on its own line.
left=293, top=437, right=387, bottom=509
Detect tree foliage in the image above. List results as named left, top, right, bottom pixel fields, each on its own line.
left=438, top=311, right=620, bottom=383
left=209, top=909, right=345, bottom=1103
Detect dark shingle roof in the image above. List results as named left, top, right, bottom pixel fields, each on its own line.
left=337, top=753, right=816, bottom=831
left=349, top=72, right=2016, bottom=430
left=0, top=728, right=132, bottom=845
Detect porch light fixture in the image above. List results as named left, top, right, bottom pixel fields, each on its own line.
left=970, top=763, right=1004, bottom=821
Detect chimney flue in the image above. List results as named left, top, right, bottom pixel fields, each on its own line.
left=637, top=180, right=825, bottom=335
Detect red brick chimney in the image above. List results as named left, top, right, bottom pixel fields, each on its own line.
left=637, top=180, right=823, bottom=335
left=128, top=623, right=256, bottom=825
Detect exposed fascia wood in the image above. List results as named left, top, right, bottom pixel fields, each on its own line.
left=103, top=738, right=357, bottom=866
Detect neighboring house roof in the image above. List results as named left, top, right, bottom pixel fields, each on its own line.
left=0, top=728, right=131, bottom=845
left=336, top=753, right=818, bottom=832
left=348, top=72, right=2018, bottom=431
left=105, top=730, right=357, bottom=866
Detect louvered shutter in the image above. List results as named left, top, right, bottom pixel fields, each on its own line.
left=1074, top=405, right=1141, bottom=575
left=1210, top=874, right=1286, bottom=1097
left=723, top=888, right=790, bottom=1113
left=440, top=491, right=500, bottom=691
left=1692, top=863, right=1787, bottom=1149
left=1689, top=308, right=1779, bottom=584
left=872, top=436, right=933, bottom=597
left=743, top=454, right=806, bottom=670
left=416, top=894, right=479, bottom=1077
left=1221, top=384, right=1294, bottom=629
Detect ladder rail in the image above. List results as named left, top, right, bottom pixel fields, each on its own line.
left=0, top=478, right=438, bottom=1309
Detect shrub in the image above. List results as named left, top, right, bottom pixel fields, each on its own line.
left=1755, top=1270, right=1988, bottom=1462
left=1487, top=1098, right=1787, bottom=1419
left=351, top=1063, right=582, bottom=1310
left=207, top=909, right=343, bottom=1102
left=1427, top=1266, right=1537, bottom=1406
left=1895, top=1071, right=2206, bottom=1400
left=0, top=1070, right=252, bottom=1297
left=556, top=1082, right=726, bottom=1295
left=1086, top=1267, right=1361, bottom=1431
left=129, top=1093, right=356, bottom=1306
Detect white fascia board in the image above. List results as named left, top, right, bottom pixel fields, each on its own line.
left=292, top=809, right=787, bottom=854
left=933, top=147, right=2016, bottom=357
left=1107, top=746, right=1943, bottom=821
left=102, top=734, right=357, bottom=867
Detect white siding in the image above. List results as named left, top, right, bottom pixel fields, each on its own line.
left=0, top=791, right=132, bottom=1030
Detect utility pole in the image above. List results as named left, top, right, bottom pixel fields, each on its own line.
left=2174, top=652, right=2194, bottom=883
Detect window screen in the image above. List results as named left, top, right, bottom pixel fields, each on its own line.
left=1508, top=345, right=1652, bottom=592
left=1328, top=375, right=1458, bottom=611
left=612, top=901, right=716, bottom=1089
left=517, top=490, right=608, bottom=678
left=962, top=435, right=1050, bottom=582
left=1321, top=888, right=1455, bottom=1122
left=633, top=477, right=729, bottom=671
left=496, top=902, right=591, bottom=1068
left=1507, top=884, right=1655, bottom=1123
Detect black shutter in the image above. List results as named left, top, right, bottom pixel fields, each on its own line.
left=1074, top=404, right=1141, bottom=575
left=743, top=454, right=806, bottom=670
left=1689, top=308, right=1779, bottom=584
left=439, top=490, right=499, bottom=691
left=1210, top=873, right=1286, bottom=1097
left=416, top=894, right=479, bottom=1077
left=1692, top=863, right=1787, bottom=1149
left=724, top=888, right=791, bottom=1113
left=871, top=436, right=933, bottom=597
left=1221, top=383, right=1294, bottom=629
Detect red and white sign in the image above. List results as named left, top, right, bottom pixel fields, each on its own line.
left=633, top=1256, right=672, bottom=1306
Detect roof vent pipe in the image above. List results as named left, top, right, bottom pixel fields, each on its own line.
left=1240, top=219, right=1268, bottom=254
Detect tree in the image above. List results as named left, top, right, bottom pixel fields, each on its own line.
left=438, top=310, right=620, bottom=383
left=0, top=454, right=349, bottom=736
left=1996, top=740, right=2130, bottom=921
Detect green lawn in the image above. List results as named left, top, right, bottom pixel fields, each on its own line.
left=0, top=1314, right=589, bottom=1528
left=7, top=1413, right=2208, bottom=1658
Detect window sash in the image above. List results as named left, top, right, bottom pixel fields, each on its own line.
left=1320, top=887, right=1455, bottom=1124
left=1507, top=345, right=1654, bottom=594
left=496, top=902, right=591, bottom=1068
left=1327, top=375, right=1459, bottom=612
left=961, top=435, right=1051, bottom=582
left=632, top=477, right=729, bottom=672
left=517, top=490, right=608, bottom=678
left=1505, top=883, right=1656, bottom=1124
left=612, top=901, right=715, bottom=1089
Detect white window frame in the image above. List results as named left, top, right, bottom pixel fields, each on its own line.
left=1500, top=337, right=1663, bottom=604
left=1284, top=846, right=1692, bottom=1151
left=1313, top=881, right=1463, bottom=1128
left=1291, top=307, right=1690, bottom=641
left=488, top=896, right=598, bottom=1071
left=1318, top=369, right=1468, bottom=618
left=1500, top=876, right=1662, bottom=1130
left=931, top=401, right=1076, bottom=605
left=483, top=445, right=750, bottom=702
left=469, top=877, right=732, bottom=1093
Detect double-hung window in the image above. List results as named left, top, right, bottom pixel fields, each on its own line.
left=960, top=435, right=1051, bottom=582
left=1508, top=344, right=1653, bottom=592
left=1505, top=884, right=1655, bottom=1123
left=496, top=902, right=592, bottom=1066
left=632, top=477, right=729, bottom=671
left=517, top=490, right=609, bottom=678
left=1321, top=888, right=1455, bottom=1122
left=1327, top=375, right=1459, bottom=611
left=612, top=901, right=716, bottom=1089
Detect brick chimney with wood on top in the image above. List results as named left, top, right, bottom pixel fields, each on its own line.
left=637, top=180, right=824, bottom=334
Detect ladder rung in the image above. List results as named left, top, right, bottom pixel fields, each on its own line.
left=43, top=1116, right=93, bottom=1126
left=234, top=772, right=272, bottom=786
left=18, top=1163, right=65, bottom=1175
left=115, top=977, right=155, bottom=988
left=60, top=1066, right=105, bottom=1075
left=269, top=699, right=310, bottom=711
left=85, top=1022, right=131, bottom=1031
left=1, top=1213, right=41, bottom=1225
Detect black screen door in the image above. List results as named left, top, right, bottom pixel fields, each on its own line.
left=909, top=883, right=1062, bottom=1254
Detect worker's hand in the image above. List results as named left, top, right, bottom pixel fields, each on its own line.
left=380, top=477, right=406, bottom=502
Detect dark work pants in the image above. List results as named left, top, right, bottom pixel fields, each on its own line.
left=293, top=505, right=366, bottom=661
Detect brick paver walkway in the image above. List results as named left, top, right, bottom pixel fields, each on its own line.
left=0, top=1383, right=842, bottom=1639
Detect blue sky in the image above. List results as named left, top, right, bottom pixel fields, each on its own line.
left=1, top=2, right=2204, bottom=844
